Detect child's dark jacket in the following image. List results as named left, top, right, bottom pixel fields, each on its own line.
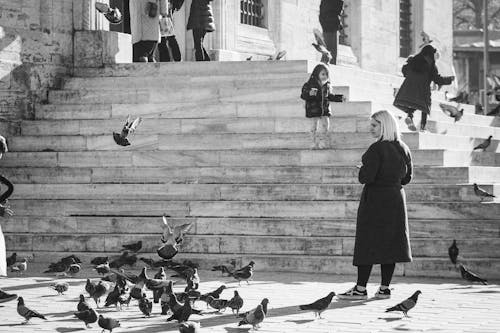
left=301, top=78, right=343, bottom=118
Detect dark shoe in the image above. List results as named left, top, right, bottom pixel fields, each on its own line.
left=405, top=117, right=417, bottom=131
left=337, top=286, right=368, bottom=300
left=0, top=290, right=17, bottom=303
left=374, top=287, right=391, bottom=299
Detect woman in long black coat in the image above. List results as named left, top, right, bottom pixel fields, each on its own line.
left=187, top=0, right=215, bottom=61
left=338, top=110, right=413, bottom=300
left=319, top=0, right=344, bottom=65
left=394, top=45, right=454, bottom=131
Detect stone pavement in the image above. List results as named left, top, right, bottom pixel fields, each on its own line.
left=0, top=271, right=499, bottom=333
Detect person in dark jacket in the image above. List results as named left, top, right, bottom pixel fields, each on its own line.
left=394, top=45, right=454, bottom=131
left=187, top=0, right=215, bottom=61
left=0, top=135, right=14, bottom=278
left=300, top=63, right=345, bottom=149
left=319, top=0, right=344, bottom=65
left=338, top=110, right=413, bottom=300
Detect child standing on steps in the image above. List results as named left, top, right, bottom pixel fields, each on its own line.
left=301, top=63, right=345, bottom=149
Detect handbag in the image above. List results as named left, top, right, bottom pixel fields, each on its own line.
left=147, top=0, right=159, bottom=18
left=160, top=15, right=175, bottom=36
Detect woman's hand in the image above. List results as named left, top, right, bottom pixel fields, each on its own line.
left=0, top=203, right=13, bottom=217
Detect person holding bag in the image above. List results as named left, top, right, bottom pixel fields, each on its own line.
left=130, top=0, right=168, bottom=62
left=187, top=0, right=215, bottom=61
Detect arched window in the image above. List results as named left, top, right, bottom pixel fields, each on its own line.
left=399, top=0, right=413, bottom=57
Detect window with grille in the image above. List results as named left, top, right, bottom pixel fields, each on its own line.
left=399, top=0, right=412, bottom=57
left=240, top=0, right=265, bottom=28
left=339, top=3, right=349, bottom=46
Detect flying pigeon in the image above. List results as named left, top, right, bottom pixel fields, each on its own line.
left=179, top=321, right=201, bottom=333
left=312, top=28, right=332, bottom=64
left=459, top=265, right=488, bottom=285
left=17, top=297, right=47, bottom=324
left=419, top=31, right=433, bottom=48
left=238, top=304, right=265, bottom=330
left=113, top=115, right=142, bottom=146
left=473, top=136, right=493, bottom=151
left=95, top=2, right=123, bottom=25
left=448, top=240, right=459, bottom=266
left=268, top=50, right=287, bottom=61
left=246, top=56, right=253, bottom=61
left=439, top=103, right=464, bottom=122
left=50, top=282, right=69, bottom=295
left=77, top=294, right=91, bottom=312
left=299, top=292, right=336, bottom=318
left=228, top=290, right=244, bottom=314
left=74, top=308, right=98, bottom=328
left=91, top=256, right=109, bottom=266
left=6, top=252, right=16, bottom=267
left=98, top=315, right=121, bottom=333
left=139, top=293, right=153, bottom=317
left=122, top=240, right=142, bottom=253
left=10, top=258, right=27, bottom=275
left=473, top=183, right=496, bottom=201
left=385, top=290, right=422, bottom=317
left=95, top=262, right=111, bottom=275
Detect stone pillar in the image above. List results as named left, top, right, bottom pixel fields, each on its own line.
left=73, top=0, right=110, bottom=31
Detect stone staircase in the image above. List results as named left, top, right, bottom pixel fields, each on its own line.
left=2, top=60, right=499, bottom=279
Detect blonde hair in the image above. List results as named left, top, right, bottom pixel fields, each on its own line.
left=371, top=110, right=401, bottom=142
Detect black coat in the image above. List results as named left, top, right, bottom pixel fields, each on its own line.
left=300, top=78, right=343, bottom=118
left=319, top=0, right=344, bottom=32
left=187, top=0, right=215, bottom=32
left=394, top=55, right=453, bottom=115
left=353, top=140, right=413, bottom=266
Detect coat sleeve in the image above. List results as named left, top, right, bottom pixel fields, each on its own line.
left=401, top=63, right=409, bottom=77
left=401, top=147, right=413, bottom=186
left=358, top=144, right=380, bottom=185
left=0, top=175, right=14, bottom=203
left=327, top=93, right=344, bottom=102
left=431, top=66, right=453, bottom=86
left=300, top=82, right=315, bottom=101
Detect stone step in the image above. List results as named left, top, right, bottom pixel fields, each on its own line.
left=10, top=183, right=498, bottom=202
left=20, top=115, right=366, bottom=137
left=8, top=132, right=500, bottom=153
left=73, top=60, right=309, bottom=77
left=3, top=216, right=498, bottom=239
left=4, top=250, right=500, bottom=278
left=62, top=73, right=310, bottom=90
left=2, top=149, right=498, bottom=168
left=426, top=120, right=500, bottom=139
left=3, top=166, right=499, bottom=185
left=7, top=199, right=500, bottom=219
left=5, top=233, right=500, bottom=258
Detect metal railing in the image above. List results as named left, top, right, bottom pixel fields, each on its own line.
left=399, top=0, right=412, bottom=57
left=240, top=0, right=264, bottom=28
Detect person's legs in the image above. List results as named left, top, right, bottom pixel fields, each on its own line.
left=420, top=112, right=428, bottom=131
left=405, top=108, right=417, bottom=131
left=323, top=31, right=338, bottom=65
left=145, top=41, right=158, bottom=63
left=374, top=263, right=396, bottom=299
left=311, top=118, right=320, bottom=149
left=356, top=265, right=373, bottom=288
left=338, top=265, right=371, bottom=300
left=158, top=37, right=171, bottom=62
left=193, top=29, right=204, bottom=61
left=133, top=41, right=148, bottom=62
left=167, top=36, right=182, bottom=61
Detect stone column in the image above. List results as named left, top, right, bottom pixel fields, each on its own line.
left=73, top=0, right=110, bottom=31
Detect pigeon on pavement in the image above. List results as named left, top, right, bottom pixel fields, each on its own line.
left=299, top=292, right=336, bottom=318
left=6, top=252, right=16, bottom=267
left=228, top=290, right=244, bottom=314
left=385, top=290, right=422, bottom=317
left=206, top=296, right=228, bottom=312
left=17, top=297, right=47, bottom=324
left=167, top=297, right=193, bottom=322
left=231, top=261, right=255, bottom=285
left=178, top=321, right=201, bottom=333
left=473, top=136, right=493, bottom=151
left=91, top=256, right=109, bottom=266
left=98, top=314, right=121, bottom=332
left=238, top=304, right=265, bottom=329
left=460, top=264, right=488, bottom=285
left=74, top=308, right=98, bottom=328
left=50, top=282, right=69, bottom=295
left=95, top=262, right=111, bottom=275
left=77, top=294, right=91, bottom=312
left=10, top=258, right=27, bottom=275
left=239, top=298, right=269, bottom=318
left=139, top=293, right=153, bottom=317
left=91, top=281, right=110, bottom=307
left=105, top=284, right=122, bottom=309
left=473, top=183, right=496, bottom=201
left=448, top=240, right=459, bottom=266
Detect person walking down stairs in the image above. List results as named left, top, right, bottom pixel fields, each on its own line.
left=393, top=45, right=454, bottom=132
left=130, top=0, right=168, bottom=62
left=187, top=0, right=215, bottom=61
left=301, top=63, right=345, bottom=149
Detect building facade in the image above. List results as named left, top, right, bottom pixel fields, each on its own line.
left=0, top=0, right=453, bottom=125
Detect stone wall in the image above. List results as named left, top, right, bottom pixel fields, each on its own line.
left=0, top=0, right=73, bottom=131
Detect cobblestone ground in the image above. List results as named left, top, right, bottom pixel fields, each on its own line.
left=0, top=271, right=499, bottom=333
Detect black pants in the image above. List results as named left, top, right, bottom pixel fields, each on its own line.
left=356, top=264, right=396, bottom=287
left=133, top=41, right=158, bottom=62
left=407, top=109, right=428, bottom=129
left=158, top=36, right=181, bottom=62
left=0, top=175, right=14, bottom=203
left=323, top=31, right=338, bottom=65
left=192, top=29, right=210, bottom=61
